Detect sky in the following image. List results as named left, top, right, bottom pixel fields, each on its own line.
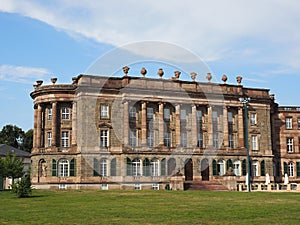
left=0, top=0, right=300, bottom=131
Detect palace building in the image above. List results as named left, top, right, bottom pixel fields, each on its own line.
left=30, top=68, right=300, bottom=190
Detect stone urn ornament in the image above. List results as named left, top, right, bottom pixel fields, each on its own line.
left=140, top=67, right=147, bottom=77
left=206, top=72, right=212, bottom=82
left=222, top=74, right=227, bottom=84
left=36, top=80, right=43, bottom=86
left=157, top=68, right=164, bottom=79
left=190, top=72, right=197, bottom=82
left=123, top=66, right=130, bottom=76
left=236, top=76, right=242, bottom=85
left=51, top=77, right=57, bottom=85
left=174, top=71, right=181, bottom=80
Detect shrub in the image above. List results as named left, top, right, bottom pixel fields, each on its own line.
left=11, top=175, right=32, bottom=198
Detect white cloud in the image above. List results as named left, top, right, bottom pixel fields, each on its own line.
left=0, top=0, right=300, bottom=68
left=0, top=64, right=51, bottom=83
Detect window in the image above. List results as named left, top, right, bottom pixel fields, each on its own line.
left=110, top=158, right=117, bottom=176
left=161, top=158, right=166, bottom=176
left=217, top=160, right=225, bottom=176
left=164, top=132, right=171, bottom=147
left=286, top=117, right=292, bottom=129
left=151, top=159, right=159, bottom=176
left=251, top=135, right=258, bottom=151
left=251, top=161, right=258, bottom=176
left=100, top=159, right=107, bottom=176
left=228, top=111, right=233, bottom=123
left=298, top=118, right=300, bottom=129
left=61, top=107, right=70, bottom=120
left=164, top=108, right=170, bottom=121
left=134, top=184, right=141, bottom=190
left=152, top=183, right=159, bottom=190
left=47, top=132, right=52, bottom=147
left=58, top=159, right=69, bottom=177
left=48, top=108, right=52, bottom=120
left=181, top=132, right=187, bottom=147
left=180, top=109, right=186, bottom=121
left=229, top=134, right=234, bottom=149
left=129, top=106, right=136, bottom=118
left=61, top=131, right=69, bottom=147
left=197, top=133, right=203, bottom=148
left=250, top=113, right=257, bottom=125
left=196, top=110, right=202, bottom=122
left=129, top=130, right=136, bottom=147
left=287, top=138, right=294, bottom=153
left=101, top=184, right=108, bottom=190
left=233, top=161, right=241, bottom=176
left=213, top=133, right=219, bottom=148
left=147, top=107, right=153, bottom=120
left=147, top=130, right=154, bottom=147
left=100, top=105, right=109, bottom=119
left=100, top=130, right=109, bottom=148
left=288, top=162, right=294, bottom=177
left=132, top=159, right=141, bottom=176
left=212, top=111, right=218, bottom=123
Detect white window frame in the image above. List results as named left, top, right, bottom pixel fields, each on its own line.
left=250, top=113, right=257, bottom=125
left=47, top=131, right=52, bottom=147
left=100, top=159, right=108, bottom=176
left=58, top=159, right=69, bottom=177
left=164, top=132, right=171, bottom=147
left=229, top=134, right=234, bottom=149
left=197, top=133, right=203, bottom=148
left=151, top=159, right=159, bottom=176
left=134, top=183, right=141, bottom=190
left=218, top=160, right=225, bottom=176
left=152, top=183, right=159, bottom=190
left=286, top=117, right=292, bottom=129
left=101, top=184, right=108, bottom=190
left=251, top=135, right=258, bottom=151
left=251, top=161, right=258, bottom=177
left=100, top=105, right=109, bottom=119
left=288, top=162, right=294, bottom=177
left=147, top=130, right=154, bottom=147
left=48, top=108, right=52, bottom=120
left=213, top=133, right=219, bottom=148
left=61, top=131, right=69, bottom=147
left=61, top=107, right=70, bottom=120
left=129, top=130, right=136, bottom=147
left=233, top=161, right=241, bottom=176
left=287, top=138, right=294, bottom=153
left=100, top=130, right=109, bottom=148
left=132, top=159, right=141, bottom=176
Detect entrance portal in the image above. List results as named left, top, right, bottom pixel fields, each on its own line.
left=184, top=158, right=193, bottom=181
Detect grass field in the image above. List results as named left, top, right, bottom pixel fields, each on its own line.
left=1, top=190, right=300, bottom=225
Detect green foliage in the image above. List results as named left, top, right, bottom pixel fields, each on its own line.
left=11, top=175, right=32, bottom=198
left=0, top=125, right=33, bottom=152
left=0, top=157, right=4, bottom=177
left=3, top=151, right=24, bottom=184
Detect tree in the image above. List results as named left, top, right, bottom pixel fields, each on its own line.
left=11, top=175, right=32, bottom=198
left=0, top=125, right=24, bottom=149
left=0, top=157, right=4, bottom=177
left=3, top=151, right=24, bottom=184
left=22, top=129, right=33, bottom=152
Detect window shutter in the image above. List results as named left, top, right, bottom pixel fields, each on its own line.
left=52, top=159, right=57, bottom=176
left=284, top=162, right=288, bottom=175
left=110, top=158, right=116, bottom=176
left=143, top=159, right=150, bottom=176
left=260, top=160, right=265, bottom=176
left=242, top=159, right=247, bottom=176
left=126, top=158, right=132, bottom=176
left=93, top=158, right=99, bottom=176
left=296, top=162, right=300, bottom=177
left=212, top=160, right=217, bottom=176
left=226, top=159, right=233, bottom=170
left=70, top=159, right=76, bottom=176
left=161, top=158, right=166, bottom=176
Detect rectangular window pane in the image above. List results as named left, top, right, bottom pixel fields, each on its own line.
left=61, top=131, right=69, bottom=147
left=180, top=109, right=186, bottom=121
left=48, top=108, right=52, bottom=120
left=228, top=112, right=233, bottom=123
left=286, top=117, right=292, bottom=129
left=147, top=130, right=154, bottom=147
left=251, top=135, right=258, bottom=151
left=213, top=133, right=218, bottom=148
left=164, top=108, right=170, bottom=121
left=147, top=107, right=153, bottom=120
left=197, top=133, right=203, bottom=148
left=62, top=107, right=70, bottom=120
left=164, top=132, right=171, bottom=147
left=250, top=113, right=256, bottom=125
left=100, top=130, right=109, bottom=147
left=287, top=138, right=293, bottom=153
left=229, top=134, right=234, bottom=149
left=298, top=118, right=300, bottom=129
left=196, top=110, right=202, bottom=122
left=129, top=107, right=136, bottom=118
left=130, top=130, right=136, bottom=147
left=47, top=132, right=52, bottom=147
left=101, top=105, right=109, bottom=119
left=181, top=132, right=187, bottom=147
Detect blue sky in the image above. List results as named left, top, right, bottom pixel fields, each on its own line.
left=0, top=0, right=300, bottom=131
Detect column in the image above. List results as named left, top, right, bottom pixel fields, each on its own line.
left=33, top=105, right=38, bottom=148
left=223, top=106, right=228, bottom=148
left=141, top=102, right=147, bottom=146
left=207, top=105, right=213, bottom=147
left=238, top=107, right=244, bottom=148
left=123, top=101, right=129, bottom=146
left=52, top=102, right=57, bottom=147
left=72, top=101, right=77, bottom=146
left=158, top=102, right=164, bottom=146
left=36, top=104, right=42, bottom=148
left=175, top=104, right=181, bottom=147
left=191, top=105, right=197, bottom=148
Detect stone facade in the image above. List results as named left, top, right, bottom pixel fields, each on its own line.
left=30, top=72, right=294, bottom=190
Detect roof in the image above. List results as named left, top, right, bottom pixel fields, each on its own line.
left=0, top=144, right=30, bottom=157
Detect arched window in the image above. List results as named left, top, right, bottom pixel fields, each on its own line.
left=260, top=160, right=265, bottom=176
left=58, top=159, right=69, bottom=177
left=143, top=158, right=150, bottom=176
left=212, top=160, right=217, bottom=176
left=226, top=159, right=233, bottom=171
left=242, top=159, right=247, bottom=176
left=217, top=159, right=225, bottom=176
left=110, top=158, right=116, bottom=176
left=161, top=158, right=166, bottom=176
left=233, top=160, right=241, bottom=176
left=288, top=162, right=294, bottom=177
left=251, top=160, right=258, bottom=176
left=151, top=158, right=159, bottom=176
left=126, top=158, right=132, bottom=176
left=132, top=159, right=141, bottom=176
left=100, top=159, right=107, bottom=176
left=167, top=158, right=176, bottom=176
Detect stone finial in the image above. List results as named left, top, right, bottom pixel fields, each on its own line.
left=36, top=80, right=43, bottom=87
left=190, top=72, right=197, bottom=82
left=140, top=67, right=147, bottom=77
left=72, top=77, right=78, bottom=85
left=222, top=74, right=228, bottom=84
left=236, top=76, right=242, bottom=85
left=122, top=66, right=130, bottom=76
left=51, top=78, right=57, bottom=85
left=157, top=68, right=164, bottom=79
left=174, top=71, right=181, bottom=80
left=206, top=72, right=212, bottom=82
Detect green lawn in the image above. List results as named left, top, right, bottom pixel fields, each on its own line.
left=0, top=190, right=299, bottom=225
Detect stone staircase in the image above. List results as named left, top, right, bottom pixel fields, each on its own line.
left=184, top=181, right=229, bottom=191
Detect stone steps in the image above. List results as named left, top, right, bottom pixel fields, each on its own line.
left=184, top=181, right=228, bottom=191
